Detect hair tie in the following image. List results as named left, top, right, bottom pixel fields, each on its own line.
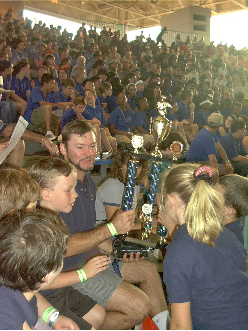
left=193, top=165, right=214, bottom=184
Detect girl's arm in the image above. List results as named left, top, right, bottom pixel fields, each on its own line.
left=169, top=302, right=192, bottom=330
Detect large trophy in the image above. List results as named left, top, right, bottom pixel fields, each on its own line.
left=140, top=97, right=171, bottom=240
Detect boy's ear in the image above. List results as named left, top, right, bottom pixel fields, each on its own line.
left=225, top=205, right=236, bottom=217
left=41, top=188, right=52, bottom=202
left=43, top=271, right=55, bottom=285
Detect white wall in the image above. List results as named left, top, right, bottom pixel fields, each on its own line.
left=160, top=6, right=211, bottom=44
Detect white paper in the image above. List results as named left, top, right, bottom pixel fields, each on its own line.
left=0, top=116, right=29, bottom=165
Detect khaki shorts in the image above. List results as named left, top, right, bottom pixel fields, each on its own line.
left=107, top=135, right=117, bottom=144
left=72, top=257, right=124, bottom=307
left=115, top=134, right=131, bottom=144
left=31, top=105, right=60, bottom=132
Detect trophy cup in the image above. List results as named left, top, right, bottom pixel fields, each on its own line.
left=140, top=97, right=172, bottom=240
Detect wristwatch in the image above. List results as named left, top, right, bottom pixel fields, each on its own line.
left=48, top=311, right=60, bottom=328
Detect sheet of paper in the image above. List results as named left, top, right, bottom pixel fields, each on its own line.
left=0, top=116, right=29, bottom=165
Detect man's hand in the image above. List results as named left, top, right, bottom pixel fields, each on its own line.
left=83, top=255, right=111, bottom=279
left=121, top=252, right=145, bottom=263
left=53, top=315, right=80, bottom=330
left=43, top=137, right=59, bottom=157
left=112, top=209, right=135, bottom=234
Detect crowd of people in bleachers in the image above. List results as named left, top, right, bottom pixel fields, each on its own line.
left=2, top=6, right=248, bottom=331
left=1, top=6, right=248, bottom=164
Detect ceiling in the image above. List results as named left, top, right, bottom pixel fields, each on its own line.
left=7, top=0, right=248, bottom=28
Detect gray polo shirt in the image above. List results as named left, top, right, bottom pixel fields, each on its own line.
left=95, top=177, right=140, bottom=221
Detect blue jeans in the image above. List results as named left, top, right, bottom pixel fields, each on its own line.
left=0, top=101, right=19, bottom=124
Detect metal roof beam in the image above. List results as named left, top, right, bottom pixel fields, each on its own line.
left=231, top=0, right=248, bottom=9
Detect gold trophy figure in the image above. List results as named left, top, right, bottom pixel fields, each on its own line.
left=150, top=97, right=172, bottom=158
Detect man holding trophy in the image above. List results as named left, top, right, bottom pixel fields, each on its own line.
left=58, top=120, right=169, bottom=330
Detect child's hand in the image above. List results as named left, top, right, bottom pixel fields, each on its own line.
left=0, top=141, right=9, bottom=154
left=83, top=255, right=111, bottom=279
left=76, top=113, right=86, bottom=121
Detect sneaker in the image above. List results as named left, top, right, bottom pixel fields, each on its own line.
left=45, top=131, right=57, bottom=141
left=101, top=150, right=114, bottom=160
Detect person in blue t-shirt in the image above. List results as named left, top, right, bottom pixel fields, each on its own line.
left=216, top=174, right=248, bottom=245
left=219, top=119, right=248, bottom=176
left=61, top=95, right=100, bottom=130
left=108, top=91, right=138, bottom=145
left=134, top=96, right=154, bottom=149
left=52, top=77, right=76, bottom=117
left=85, top=89, right=117, bottom=152
left=165, top=100, right=189, bottom=149
left=159, top=163, right=248, bottom=330
left=0, top=60, right=21, bottom=123
left=55, top=66, right=68, bottom=92
left=0, top=209, right=78, bottom=330
left=215, top=114, right=236, bottom=141
left=30, top=65, right=47, bottom=89
left=187, top=112, right=234, bottom=176
left=23, top=73, right=63, bottom=140
left=177, top=89, right=198, bottom=143
left=126, top=83, right=138, bottom=113
left=10, top=59, right=31, bottom=104
left=97, top=82, right=118, bottom=118
left=194, top=99, right=212, bottom=130
left=71, top=66, right=87, bottom=96
left=135, top=80, right=144, bottom=98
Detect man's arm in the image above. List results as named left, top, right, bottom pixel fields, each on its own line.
left=232, top=155, right=248, bottom=162
left=188, top=102, right=195, bottom=125
left=208, top=154, right=218, bottom=169
left=2, top=125, right=59, bottom=156
left=215, top=141, right=234, bottom=173
left=39, top=100, right=67, bottom=108
left=65, top=209, right=135, bottom=258
left=215, top=141, right=229, bottom=162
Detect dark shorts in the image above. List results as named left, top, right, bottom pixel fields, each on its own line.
left=44, top=286, right=96, bottom=329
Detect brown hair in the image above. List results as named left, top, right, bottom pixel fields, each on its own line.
left=99, top=82, right=111, bottom=95
left=110, top=150, right=150, bottom=186
left=0, top=168, right=40, bottom=218
left=62, top=77, right=76, bottom=88
left=0, top=209, right=69, bottom=292
left=61, top=119, right=96, bottom=149
left=29, top=157, right=77, bottom=191
left=12, top=58, right=29, bottom=76
left=218, top=174, right=248, bottom=219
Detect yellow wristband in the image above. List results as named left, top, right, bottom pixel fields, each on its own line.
left=107, top=222, right=118, bottom=236
left=77, top=268, right=87, bottom=282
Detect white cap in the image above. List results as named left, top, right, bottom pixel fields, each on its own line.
left=200, top=100, right=213, bottom=106
left=135, top=80, right=144, bottom=86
